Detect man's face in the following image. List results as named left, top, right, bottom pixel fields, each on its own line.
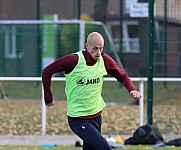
left=86, top=36, right=104, bottom=61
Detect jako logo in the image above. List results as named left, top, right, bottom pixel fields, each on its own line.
left=76, top=78, right=100, bottom=86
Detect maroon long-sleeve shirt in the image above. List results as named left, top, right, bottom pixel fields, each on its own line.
left=42, top=50, right=136, bottom=103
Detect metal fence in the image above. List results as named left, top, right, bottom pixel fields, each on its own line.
left=153, top=0, right=181, bottom=77
left=150, top=0, right=181, bottom=134
left=0, top=1, right=181, bottom=137
left=0, top=20, right=123, bottom=77
left=0, top=77, right=180, bottom=136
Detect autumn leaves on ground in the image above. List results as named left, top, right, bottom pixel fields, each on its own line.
left=0, top=100, right=180, bottom=136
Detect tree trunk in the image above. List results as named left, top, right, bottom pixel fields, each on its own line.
left=93, top=0, right=108, bottom=24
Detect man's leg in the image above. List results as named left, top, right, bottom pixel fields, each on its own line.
left=68, top=116, right=112, bottom=150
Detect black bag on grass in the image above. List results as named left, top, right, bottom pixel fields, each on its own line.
left=166, top=137, right=181, bottom=147
left=125, top=124, right=164, bottom=145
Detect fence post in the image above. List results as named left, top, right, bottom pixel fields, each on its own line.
left=79, top=21, right=85, bottom=51
left=41, top=83, right=46, bottom=135
left=147, top=0, right=154, bottom=125
left=139, top=79, right=144, bottom=126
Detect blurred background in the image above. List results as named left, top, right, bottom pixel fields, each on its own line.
left=1, top=0, right=181, bottom=77
left=0, top=0, right=180, bottom=136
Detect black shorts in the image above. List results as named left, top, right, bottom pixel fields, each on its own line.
left=68, top=115, right=112, bottom=150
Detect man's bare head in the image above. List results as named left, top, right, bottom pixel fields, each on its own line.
left=87, top=32, right=104, bottom=45
left=86, top=32, right=104, bottom=60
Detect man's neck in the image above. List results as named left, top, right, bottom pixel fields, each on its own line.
left=82, top=50, right=97, bottom=66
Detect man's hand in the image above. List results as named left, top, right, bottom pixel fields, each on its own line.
left=45, top=102, right=54, bottom=107
left=130, top=90, right=142, bottom=100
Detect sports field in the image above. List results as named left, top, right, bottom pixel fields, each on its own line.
left=0, top=145, right=180, bottom=150
left=0, top=100, right=180, bottom=136
left=0, top=81, right=180, bottom=149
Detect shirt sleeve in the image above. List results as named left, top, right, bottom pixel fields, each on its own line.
left=102, top=53, right=136, bottom=92
left=42, top=54, right=78, bottom=103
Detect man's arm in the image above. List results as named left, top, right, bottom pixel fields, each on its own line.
left=102, top=53, right=141, bottom=100
left=42, top=54, right=78, bottom=105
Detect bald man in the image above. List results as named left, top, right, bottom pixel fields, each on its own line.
left=42, top=32, right=141, bottom=150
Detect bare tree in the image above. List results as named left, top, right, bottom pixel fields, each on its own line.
left=93, top=0, right=109, bottom=23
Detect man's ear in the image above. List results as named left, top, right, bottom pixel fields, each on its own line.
left=86, top=43, right=88, bottom=49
